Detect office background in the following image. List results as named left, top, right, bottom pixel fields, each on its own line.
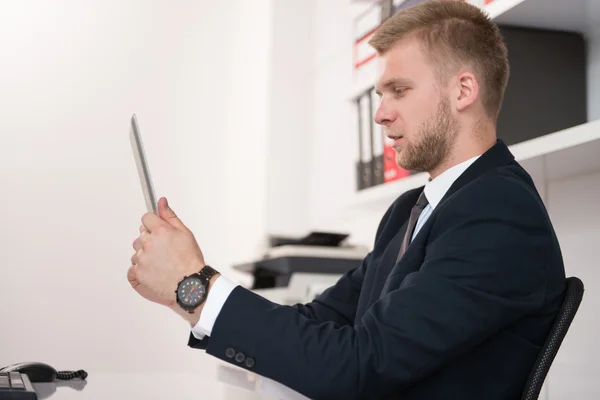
left=0, top=0, right=598, bottom=399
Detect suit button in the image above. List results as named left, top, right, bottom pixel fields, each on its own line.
left=245, top=357, right=255, bottom=369
left=225, top=348, right=235, bottom=359
left=235, top=352, right=245, bottom=363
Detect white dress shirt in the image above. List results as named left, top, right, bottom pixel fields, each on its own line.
left=189, top=154, right=481, bottom=398
left=411, top=154, right=481, bottom=240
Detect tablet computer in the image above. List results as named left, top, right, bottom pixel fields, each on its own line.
left=129, top=113, right=158, bottom=213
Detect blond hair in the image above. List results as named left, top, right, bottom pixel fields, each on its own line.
left=368, top=0, right=509, bottom=120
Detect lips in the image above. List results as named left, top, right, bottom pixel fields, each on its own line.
left=388, top=136, right=404, bottom=148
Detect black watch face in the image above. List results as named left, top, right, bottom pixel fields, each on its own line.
left=177, top=277, right=206, bottom=307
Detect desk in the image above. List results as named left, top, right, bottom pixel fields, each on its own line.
left=31, top=373, right=276, bottom=400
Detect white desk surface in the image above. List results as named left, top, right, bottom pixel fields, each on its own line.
left=30, top=368, right=314, bottom=400
left=31, top=372, right=276, bottom=400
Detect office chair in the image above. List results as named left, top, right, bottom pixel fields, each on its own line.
left=521, top=276, right=584, bottom=400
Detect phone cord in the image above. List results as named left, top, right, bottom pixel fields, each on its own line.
left=56, top=370, right=88, bottom=380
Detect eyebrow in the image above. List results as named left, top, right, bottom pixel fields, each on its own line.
left=374, top=77, right=415, bottom=96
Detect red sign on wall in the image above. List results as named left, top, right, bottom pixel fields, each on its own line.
left=383, top=145, right=410, bottom=183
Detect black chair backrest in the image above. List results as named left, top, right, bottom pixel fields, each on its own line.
left=521, top=276, right=585, bottom=400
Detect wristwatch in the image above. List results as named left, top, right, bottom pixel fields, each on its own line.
left=175, top=265, right=219, bottom=313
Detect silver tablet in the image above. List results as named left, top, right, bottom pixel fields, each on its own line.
left=129, top=113, right=158, bottom=213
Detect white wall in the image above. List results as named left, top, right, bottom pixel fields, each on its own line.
left=222, top=0, right=275, bottom=271
left=264, top=0, right=315, bottom=239
left=308, top=0, right=600, bottom=398
left=308, top=0, right=383, bottom=247
left=0, top=1, right=278, bottom=398
left=545, top=171, right=600, bottom=399
left=0, top=0, right=318, bottom=397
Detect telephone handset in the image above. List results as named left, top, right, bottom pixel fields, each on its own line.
left=0, top=362, right=87, bottom=383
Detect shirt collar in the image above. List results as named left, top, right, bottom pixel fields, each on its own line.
left=424, top=154, right=481, bottom=209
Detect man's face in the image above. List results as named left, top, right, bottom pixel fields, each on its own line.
left=374, top=38, right=459, bottom=173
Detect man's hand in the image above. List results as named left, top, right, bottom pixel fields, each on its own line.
left=128, top=197, right=207, bottom=313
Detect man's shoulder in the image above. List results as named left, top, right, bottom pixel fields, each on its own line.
left=374, top=162, right=548, bottom=245
left=438, top=163, right=547, bottom=223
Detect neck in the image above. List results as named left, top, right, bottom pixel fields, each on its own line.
left=428, top=129, right=496, bottom=180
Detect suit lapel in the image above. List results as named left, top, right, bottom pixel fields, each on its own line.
left=379, top=140, right=516, bottom=295
left=438, top=139, right=515, bottom=207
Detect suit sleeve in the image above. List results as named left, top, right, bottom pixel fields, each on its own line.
left=194, top=178, right=552, bottom=399
left=187, top=253, right=370, bottom=350
left=186, top=202, right=395, bottom=350
left=186, top=259, right=369, bottom=350
left=289, top=202, right=396, bottom=326
left=288, top=252, right=370, bottom=326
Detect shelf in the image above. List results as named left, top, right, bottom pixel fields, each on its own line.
left=348, top=171, right=429, bottom=210
left=347, top=118, right=600, bottom=211
left=489, top=0, right=599, bottom=37
left=349, top=0, right=600, bottom=101
left=348, top=0, right=599, bottom=35
left=345, top=0, right=600, bottom=211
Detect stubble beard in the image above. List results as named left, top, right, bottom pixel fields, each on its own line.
left=395, top=95, right=459, bottom=173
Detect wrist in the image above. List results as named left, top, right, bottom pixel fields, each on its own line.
left=173, top=304, right=203, bottom=327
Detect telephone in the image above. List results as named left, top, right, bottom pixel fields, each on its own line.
left=0, top=362, right=87, bottom=383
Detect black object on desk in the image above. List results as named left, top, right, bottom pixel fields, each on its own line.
left=0, top=363, right=87, bottom=384
left=0, top=362, right=88, bottom=400
left=235, top=232, right=367, bottom=290
left=0, top=371, right=37, bottom=400
left=268, top=231, right=349, bottom=248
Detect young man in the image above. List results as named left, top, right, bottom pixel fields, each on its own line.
left=128, top=1, right=566, bottom=398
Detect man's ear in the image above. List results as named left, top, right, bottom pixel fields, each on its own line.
left=454, top=71, right=479, bottom=112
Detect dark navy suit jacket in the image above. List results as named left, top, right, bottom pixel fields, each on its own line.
left=188, top=140, right=566, bottom=399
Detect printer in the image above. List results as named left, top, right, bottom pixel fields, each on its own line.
left=232, top=231, right=368, bottom=305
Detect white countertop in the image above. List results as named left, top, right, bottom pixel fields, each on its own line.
left=30, top=368, right=312, bottom=400
left=30, top=372, right=275, bottom=400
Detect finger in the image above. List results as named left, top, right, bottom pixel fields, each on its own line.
left=127, top=264, right=139, bottom=286
left=158, top=197, right=187, bottom=231
left=139, top=224, right=146, bottom=233
left=131, top=249, right=141, bottom=266
left=141, top=211, right=167, bottom=233
left=132, top=237, right=140, bottom=251
left=133, top=230, right=151, bottom=252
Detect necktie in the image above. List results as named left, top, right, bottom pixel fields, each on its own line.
left=396, top=191, right=429, bottom=262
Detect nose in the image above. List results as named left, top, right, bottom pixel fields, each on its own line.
left=374, top=96, right=396, bottom=128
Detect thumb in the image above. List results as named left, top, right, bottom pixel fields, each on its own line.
left=158, top=197, right=186, bottom=230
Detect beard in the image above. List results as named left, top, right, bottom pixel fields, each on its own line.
left=394, top=95, right=459, bottom=173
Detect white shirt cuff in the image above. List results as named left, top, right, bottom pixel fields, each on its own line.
left=191, top=275, right=239, bottom=339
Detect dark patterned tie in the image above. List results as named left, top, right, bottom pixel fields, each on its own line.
left=396, top=191, right=429, bottom=262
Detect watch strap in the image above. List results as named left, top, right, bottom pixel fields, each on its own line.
left=199, top=265, right=219, bottom=282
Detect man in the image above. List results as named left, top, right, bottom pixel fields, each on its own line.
left=128, top=1, right=566, bottom=399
